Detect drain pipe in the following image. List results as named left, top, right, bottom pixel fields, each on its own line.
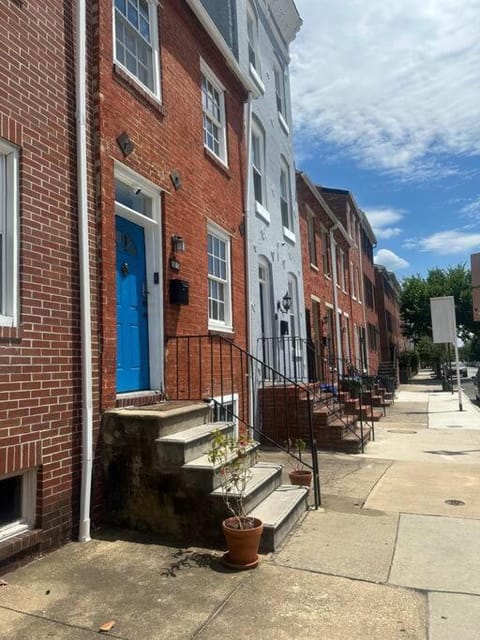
left=75, top=0, right=93, bottom=543
left=244, top=92, right=254, bottom=434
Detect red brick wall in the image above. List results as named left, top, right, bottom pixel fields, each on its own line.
left=0, top=0, right=100, bottom=566
left=94, top=1, right=248, bottom=408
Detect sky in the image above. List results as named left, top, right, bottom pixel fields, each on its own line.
left=290, top=0, right=480, bottom=279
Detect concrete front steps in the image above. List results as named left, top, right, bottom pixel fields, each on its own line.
left=103, top=401, right=308, bottom=553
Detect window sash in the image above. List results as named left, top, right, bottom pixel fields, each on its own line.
left=307, top=214, right=317, bottom=265
left=274, top=66, right=286, bottom=115
left=252, top=132, right=264, bottom=204
left=202, top=72, right=226, bottom=161
left=208, top=230, right=231, bottom=327
left=247, top=13, right=257, bottom=69
left=114, top=0, right=156, bottom=92
left=280, top=167, right=292, bottom=230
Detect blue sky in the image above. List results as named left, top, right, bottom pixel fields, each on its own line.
left=290, top=0, right=480, bottom=279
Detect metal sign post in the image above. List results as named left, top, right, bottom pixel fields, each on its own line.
left=430, top=296, right=463, bottom=412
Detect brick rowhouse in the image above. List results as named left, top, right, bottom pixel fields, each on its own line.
left=0, top=0, right=100, bottom=569
left=93, top=0, right=249, bottom=408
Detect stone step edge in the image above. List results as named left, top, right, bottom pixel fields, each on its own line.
left=156, top=421, right=233, bottom=445
left=182, top=441, right=259, bottom=471
left=210, top=463, right=281, bottom=499
left=249, top=485, right=308, bottom=528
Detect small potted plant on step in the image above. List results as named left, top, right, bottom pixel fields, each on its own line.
left=287, top=438, right=313, bottom=488
left=207, top=429, right=263, bottom=569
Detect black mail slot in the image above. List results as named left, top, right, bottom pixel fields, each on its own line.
left=170, top=279, right=189, bottom=305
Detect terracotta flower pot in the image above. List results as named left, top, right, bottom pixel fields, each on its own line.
left=288, top=469, right=312, bottom=488
left=222, top=517, right=263, bottom=569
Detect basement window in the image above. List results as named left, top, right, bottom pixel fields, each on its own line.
left=0, top=470, right=37, bottom=543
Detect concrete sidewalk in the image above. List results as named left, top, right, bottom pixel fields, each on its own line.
left=1, top=370, right=479, bottom=639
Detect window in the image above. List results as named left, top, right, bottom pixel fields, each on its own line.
left=368, top=323, right=378, bottom=351
left=0, top=140, right=19, bottom=327
left=114, top=0, right=160, bottom=97
left=339, top=249, right=347, bottom=291
left=208, top=225, right=232, bottom=330
left=247, top=5, right=259, bottom=72
left=251, top=123, right=265, bottom=207
left=201, top=63, right=227, bottom=164
left=321, top=226, right=331, bottom=277
left=280, top=160, right=293, bottom=233
left=274, top=59, right=288, bottom=130
left=364, top=275, right=375, bottom=310
left=213, top=393, right=239, bottom=437
left=307, top=208, right=317, bottom=266
left=0, top=470, right=37, bottom=543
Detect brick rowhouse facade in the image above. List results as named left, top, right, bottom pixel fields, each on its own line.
left=93, top=0, right=249, bottom=409
left=360, top=215, right=380, bottom=375
left=374, top=265, right=403, bottom=365
left=297, top=172, right=360, bottom=380
left=319, top=187, right=368, bottom=373
left=0, top=0, right=100, bottom=569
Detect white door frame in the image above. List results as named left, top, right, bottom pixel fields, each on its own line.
left=114, top=161, right=164, bottom=393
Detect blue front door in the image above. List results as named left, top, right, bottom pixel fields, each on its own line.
left=116, top=216, right=150, bottom=392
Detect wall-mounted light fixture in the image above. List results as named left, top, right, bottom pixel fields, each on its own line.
left=277, top=291, right=292, bottom=314
left=171, top=234, right=186, bottom=253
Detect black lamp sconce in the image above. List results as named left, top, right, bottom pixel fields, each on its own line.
left=277, top=291, right=292, bottom=314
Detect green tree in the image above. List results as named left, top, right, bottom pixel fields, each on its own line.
left=400, top=263, right=478, bottom=343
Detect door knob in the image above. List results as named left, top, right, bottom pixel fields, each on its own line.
left=121, top=262, right=129, bottom=276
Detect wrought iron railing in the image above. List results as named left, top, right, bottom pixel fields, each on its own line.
left=165, top=334, right=321, bottom=508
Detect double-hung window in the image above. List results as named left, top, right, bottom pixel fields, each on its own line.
left=280, top=160, right=293, bottom=234
left=208, top=225, right=232, bottom=331
left=274, top=59, right=289, bottom=132
left=307, top=207, right=317, bottom=267
left=247, top=4, right=264, bottom=92
left=114, top=0, right=160, bottom=98
left=0, top=140, right=19, bottom=327
left=252, top=130, right=264, bottom=206
left=201, top=62, right=227, bottom=165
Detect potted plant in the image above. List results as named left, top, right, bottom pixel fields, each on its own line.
left=287, top=438, right=313, bottom=488
left=207, top=429, right=263, bottom=569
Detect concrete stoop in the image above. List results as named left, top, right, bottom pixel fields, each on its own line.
left=103, top=402, right=308, bottom=553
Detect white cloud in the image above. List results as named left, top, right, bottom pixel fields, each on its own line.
left=460, top=196, right=480, bottom=219
left=419, top=230, right=480, bottom=254
left=291, top=0, right=480, bottom=179
left=364, top=207, right=404, bottom=239
left=374, top=249, right=410, bottom=270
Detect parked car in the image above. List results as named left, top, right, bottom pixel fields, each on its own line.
left=447, top=362, right=468, bottom=378
left=472, top=367, right=480, bottom=401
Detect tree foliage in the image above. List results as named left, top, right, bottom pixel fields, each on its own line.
left=400, top=264, right=478, bottom=343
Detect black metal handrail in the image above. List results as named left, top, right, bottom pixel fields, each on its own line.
left=165, top=334, right=321, bottom=508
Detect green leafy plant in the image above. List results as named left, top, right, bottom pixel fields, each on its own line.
left=206, top=429, right=258, bottom=529
left=288, top=438, right=308, bottom=471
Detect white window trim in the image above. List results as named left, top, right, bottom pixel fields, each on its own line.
left=112, top=0, right=162, bottom=101
left=283, top=227, right=296, bottom=244
left=255, top=201, right=270, bottom=224
left=251, top=120, right=266, bottom=209
left=247, top=4, right=261, bottom=76
left=207, top=222, right=233, bottom=333
left=280, top=159, right=293, bottom=233
left=249, top=63, right=265, bottom=94
left=278, top=111, right=290, bottom=135
left=114, top=161, right=164, bottom=392
left=213, top=392, right=239, bottom=438
left=0, top=469, right=37, bottom=543
left=0, top=139, right=19, bottom=327
left=200, top=59, right=228, bottom=167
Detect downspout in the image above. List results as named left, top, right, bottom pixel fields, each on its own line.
left=329, top=225, right=342, bottom=369
left=244, top=92, right=254, bottom=432
left=76, top=0, right=93, bottom=543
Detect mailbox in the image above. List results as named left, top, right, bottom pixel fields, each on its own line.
left=170, top=279, right=189, bottom=305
